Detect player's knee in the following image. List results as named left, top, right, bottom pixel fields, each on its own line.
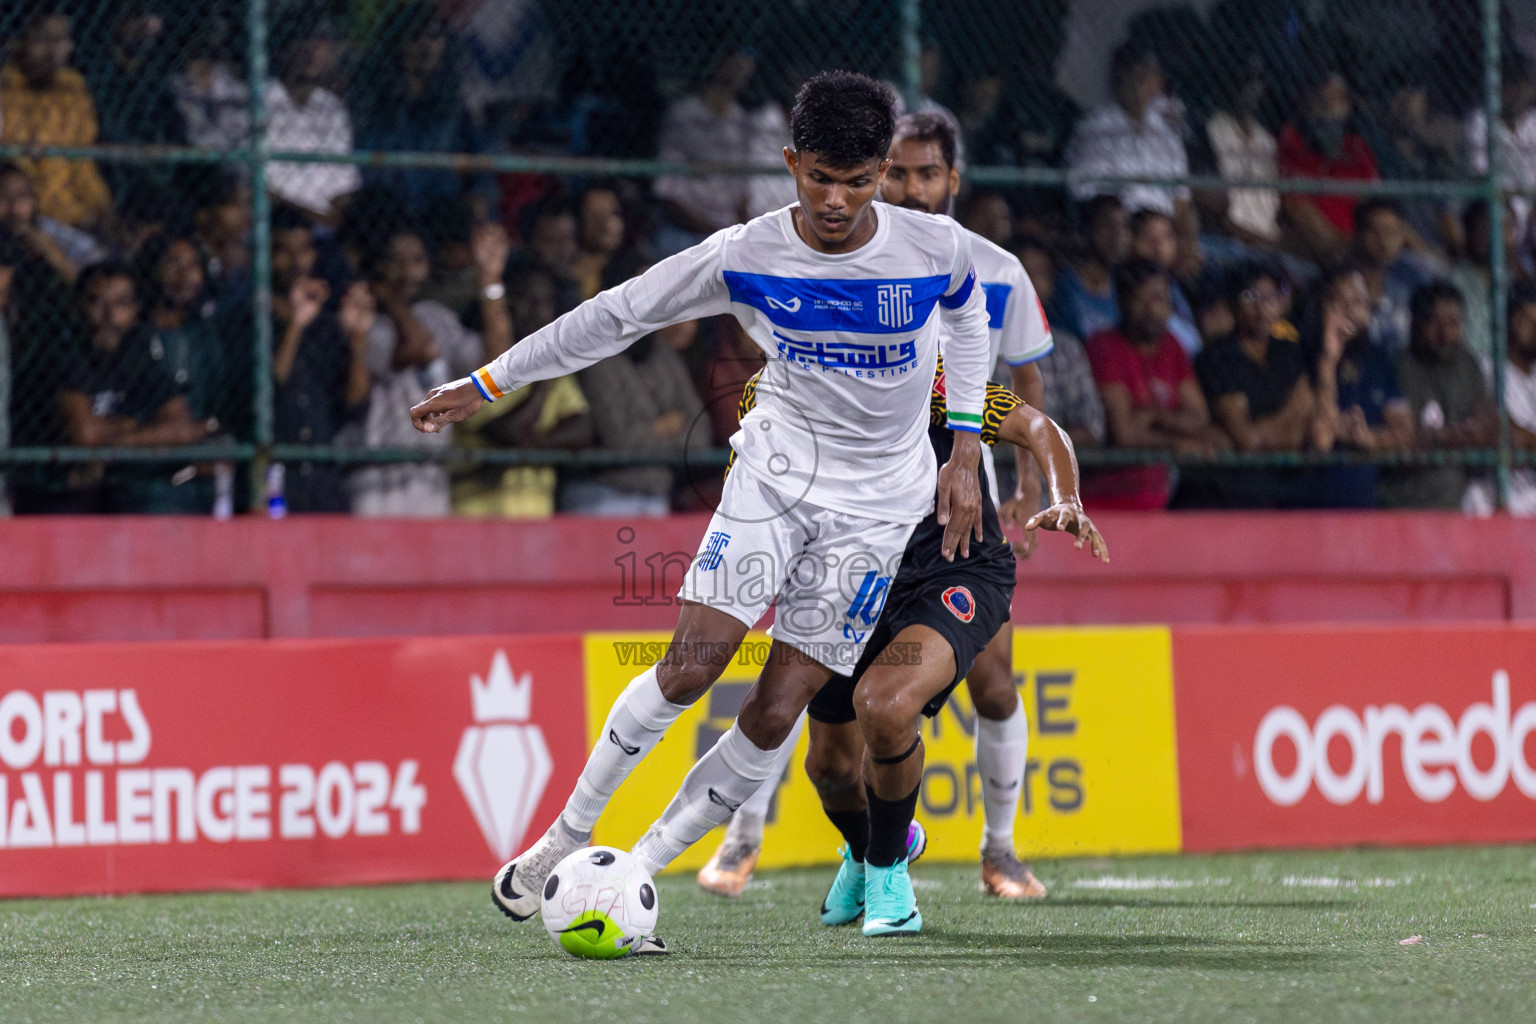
left=654, top=656, right=725, bottom=705
left=752, top=700, right=803, bottom=750
left=968, top=666, right=1019, bottom=721
left=852, top=680, right=920, bottom=759
left=805, top=746, right=860, bottom=802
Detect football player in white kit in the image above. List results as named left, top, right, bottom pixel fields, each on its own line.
left=696, top=112, right=1057, bottom=902
left=409, top=72, right=995, bottom=949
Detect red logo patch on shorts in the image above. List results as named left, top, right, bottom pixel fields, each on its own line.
left=941, top=586, right=975, bottom=623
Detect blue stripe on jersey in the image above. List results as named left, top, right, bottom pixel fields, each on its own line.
left=981, top=282, right=1012, bottom=329
left=938, top=267, right=977, bottom=309
left=724, top=271, right=950, bottom=335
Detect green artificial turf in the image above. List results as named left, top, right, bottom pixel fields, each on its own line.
left=1, top=845, right=1534, bottom=1024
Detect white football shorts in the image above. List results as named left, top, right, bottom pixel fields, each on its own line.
left=678, top=463, right=915, bottom=671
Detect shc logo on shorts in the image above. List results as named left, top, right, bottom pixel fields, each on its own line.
left=941, top=586, right=976, bottom=623
left=697, top=531, right=731, bottom=571
left=454, top=651, right=552, bottom=860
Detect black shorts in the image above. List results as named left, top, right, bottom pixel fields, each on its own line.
left=807, top=568, right=1013, bottom=725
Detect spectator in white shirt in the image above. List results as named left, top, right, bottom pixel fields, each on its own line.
left=1067, top=43, right=1191, bottom=219
left=1203, top=57, right=1281, bottom=246
left=1466, top=59, right=1536, bottom=248
left=351, top=220, right=513, bottom=516
left=652, top=49, right=759, bottom=256
left=265, top=21, right=362, bottom=224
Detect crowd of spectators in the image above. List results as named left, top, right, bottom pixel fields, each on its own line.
left=1, top=1, right=1535, bottom=517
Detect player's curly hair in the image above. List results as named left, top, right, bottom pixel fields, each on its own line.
left=790, top=71, right=896, bottom=169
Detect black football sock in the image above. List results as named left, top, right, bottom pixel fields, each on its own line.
left=824, top=809, right=870, bottom=863
left=864, top=782, right=921, bottom=868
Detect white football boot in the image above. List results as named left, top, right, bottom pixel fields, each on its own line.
left=491, top=821, right=586, bottom=921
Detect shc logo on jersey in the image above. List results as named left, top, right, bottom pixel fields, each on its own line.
left=765, top=296, right=802, bottom=313
left=941, top=586, right=976, bottom=623
left=454, top=651, right=552, bottom=861
left=878, top=284, right=914, bottom=328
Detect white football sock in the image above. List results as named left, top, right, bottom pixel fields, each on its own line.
left=632, top=723, right=779, bottom=875
left=976, top=700, right=1028, bottom=857
left=560, top=665, right=687, bottom=839
left=724, top=710, right=806, bottom=848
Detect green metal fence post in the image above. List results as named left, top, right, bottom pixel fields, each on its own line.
left=900, top=0, right=922, bottom=114
left=248, top=0, right=274, bottom=479
left=1483, top=0, right=1511, bottom=508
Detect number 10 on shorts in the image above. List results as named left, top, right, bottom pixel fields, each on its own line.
left=843, top=571, right=891, bottom=642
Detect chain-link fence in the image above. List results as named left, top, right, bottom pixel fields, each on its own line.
left=0, top=0, right=1531, bottom=515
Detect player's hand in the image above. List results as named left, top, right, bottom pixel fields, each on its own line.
left=999, top=473, right=1043, bottom=558
left=937, top=433, right=984, bottom=562
left=1026, top=500, right=1109, bottom=563
left=410, top=378, right=485, bottom=433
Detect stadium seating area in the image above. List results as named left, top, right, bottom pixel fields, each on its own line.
left=1, top=0, right=1533, bottom=516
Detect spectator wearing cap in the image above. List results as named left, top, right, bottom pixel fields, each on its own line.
left=1015, top=237, right=1104, bottom=450
left=265, top=20, right=363, bottom=224
left=0, top=11, right=113, bottom=230
left=1050, top=196, right=1129, bottom=344
left=1379, top=282, right=1496, bottom=510
left=351, top=2, right=495, bottom=220
left=1086, top=259, right=1216, bottom=510
left=1353, top=199, right=1443, bottom=355
left=1304, top=265, right=1415, bottom=507
left=652, top=49, right=761, bottom=257
left=1278, top=71, right=1379, bottom=265
left=1066, top=42, right=1192, bottom=224
left=351, top=221, right=512, bottom=516
left=0, top=160, right=105, bottom=285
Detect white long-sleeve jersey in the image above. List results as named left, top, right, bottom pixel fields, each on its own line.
left=472, top=203, right=991, bottom=524
left=969, top=231, right=1054, bottom=369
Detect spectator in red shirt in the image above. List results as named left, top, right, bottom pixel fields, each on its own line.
left=1279, top=71, right=1378, bottom=265
left=1087, top=259, right=1216, bottom=509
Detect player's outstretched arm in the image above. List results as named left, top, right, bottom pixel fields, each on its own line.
left=997, top=403, right=1109, bottom=563
left=414, top=234, right=735, bottom=434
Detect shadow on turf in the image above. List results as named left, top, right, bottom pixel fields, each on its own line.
left=1036, top=895, right=1353, bottom=910
left=915, top=929, right=1328, bottom=971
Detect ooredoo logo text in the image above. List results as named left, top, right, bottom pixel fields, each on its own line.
left=1254, top=671, right=1536, bottom=806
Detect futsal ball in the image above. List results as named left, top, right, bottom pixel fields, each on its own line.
left=540, top=846, right=659, bottom=959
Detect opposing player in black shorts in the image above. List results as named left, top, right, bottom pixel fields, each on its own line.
left=716, top=361, right=1107, bottom=937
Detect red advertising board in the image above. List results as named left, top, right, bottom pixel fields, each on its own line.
left=0, top=636, right=586, bottom=896
left=1173, top=624, right=1536, bottom=851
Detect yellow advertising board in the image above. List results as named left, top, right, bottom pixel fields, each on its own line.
left=583, top=626, right=1181, bottom=873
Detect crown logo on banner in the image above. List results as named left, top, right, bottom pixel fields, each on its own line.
left=470, top=650, right=533, bottom=722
